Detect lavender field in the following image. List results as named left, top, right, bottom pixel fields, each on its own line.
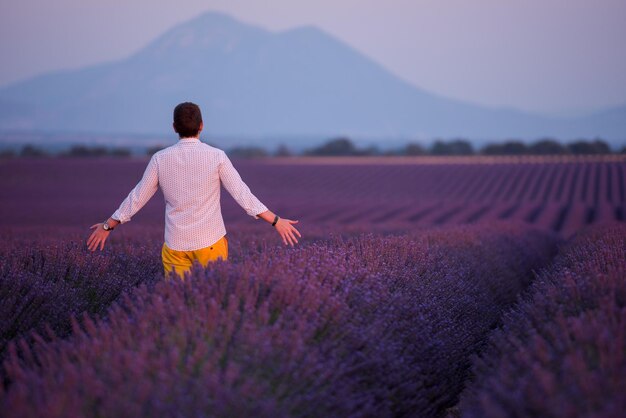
left=1, top=156, right=624, bottom=237
left=1, top=156, right=625, bottom=417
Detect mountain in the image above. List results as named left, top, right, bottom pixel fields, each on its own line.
left=0, top=11, right=624, bottom=143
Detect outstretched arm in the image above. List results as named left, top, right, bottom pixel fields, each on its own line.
left=87, top=156, right=159, bottom=251
left=218, top=151, right=268, bottom=218
left=218, top=152, right=301, bottom=246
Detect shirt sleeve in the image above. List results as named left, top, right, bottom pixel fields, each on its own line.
left=218, top=151, right=268, bottom=219
left=111, top=155, right=159, bottom=223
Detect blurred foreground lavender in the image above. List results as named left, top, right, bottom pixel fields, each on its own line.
left=1, top=222, right=556, bottom=417
left=0, top=236, right=160, bottom=362
left=457, top=223, right=626, bottom=418
left=0, top=224, right=305, bottom=365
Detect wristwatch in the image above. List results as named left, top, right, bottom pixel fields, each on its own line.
left=102, top=221, right=115, bottom=231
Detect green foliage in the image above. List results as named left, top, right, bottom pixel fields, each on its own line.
left=566, top=139, right=611, bottom=154
left=19, top=144, right=48, bottom=157
left=305, top=137, right=359, bottom=156
left=60, top=145, right=130, bottom=157
left=404, top=142, right=427, bottom=155
left=430, top=139, right=475, bottom=155
left=228, top=146, right=269, bottom=158
left=481, top=140, right=528, bottom=155
left=529, top=138, right=569, bottom=154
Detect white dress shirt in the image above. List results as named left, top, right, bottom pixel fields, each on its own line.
left=111, top=138, right=268, bottom=251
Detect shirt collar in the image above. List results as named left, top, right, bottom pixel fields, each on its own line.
left=178, top=137, right=200, bottom=144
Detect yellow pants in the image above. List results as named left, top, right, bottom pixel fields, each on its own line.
left=161, top=235, right=228, bottom=278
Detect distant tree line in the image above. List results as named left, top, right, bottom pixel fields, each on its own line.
left=481, top=139, right=614, bottom=156
left=141, top=138, right=626, bottom=159
left=297, top=137, right=625, bottom=157
left=62, top=145, right=131, bottom=157
left=0, top=144, right=132, bottom=159
left=1, top=138, right=624, bottom=159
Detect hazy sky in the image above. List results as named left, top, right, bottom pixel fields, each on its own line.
left=1, top=0, right=625, bottom=116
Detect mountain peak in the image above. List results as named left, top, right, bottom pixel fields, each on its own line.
left=185, top=10, right=258, bottom=31
left=133, top=11, right=270, bottom=59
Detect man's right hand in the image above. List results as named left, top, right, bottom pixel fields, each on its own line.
left=275, top=218, right=301, bottom=246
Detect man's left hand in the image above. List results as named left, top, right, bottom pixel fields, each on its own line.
left=87, top=223, right=110, bottom=251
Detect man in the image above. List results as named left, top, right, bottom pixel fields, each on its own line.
left=86, top=102, right=301, bottom=277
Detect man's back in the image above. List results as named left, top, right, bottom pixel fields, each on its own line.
left=112, top=138, right=267, bottom=251
left=87, top=102, right=301, bottom=275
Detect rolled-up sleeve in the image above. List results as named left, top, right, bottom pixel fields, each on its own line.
left=111, top=155, right=159, bottom=223
left=218, top=151, right=268, bottom=219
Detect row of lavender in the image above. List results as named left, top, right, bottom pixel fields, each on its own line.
left=454, top=223, right=626, bottom=418
left=1, top=222, right=556, bottom=417
left=0, top=233, right=161, bottom=364
left=230, top=159, right=626, bottom=236
left=0, top=224, right=299, bottom=365
left=2, top=159, right=624, bottom=237
left=0, top=221, right=411, bottom=367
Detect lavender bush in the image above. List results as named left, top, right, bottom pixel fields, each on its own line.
left=457, top=222, right=626, bottom=418
left=0, top=224, right=310, bottom=366
left=1, top=222, right=557, bottom=417
left=0, top=237, right=161, bottom=362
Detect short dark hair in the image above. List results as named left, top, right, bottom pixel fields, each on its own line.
left=173, top=102, right=203, bottom=138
